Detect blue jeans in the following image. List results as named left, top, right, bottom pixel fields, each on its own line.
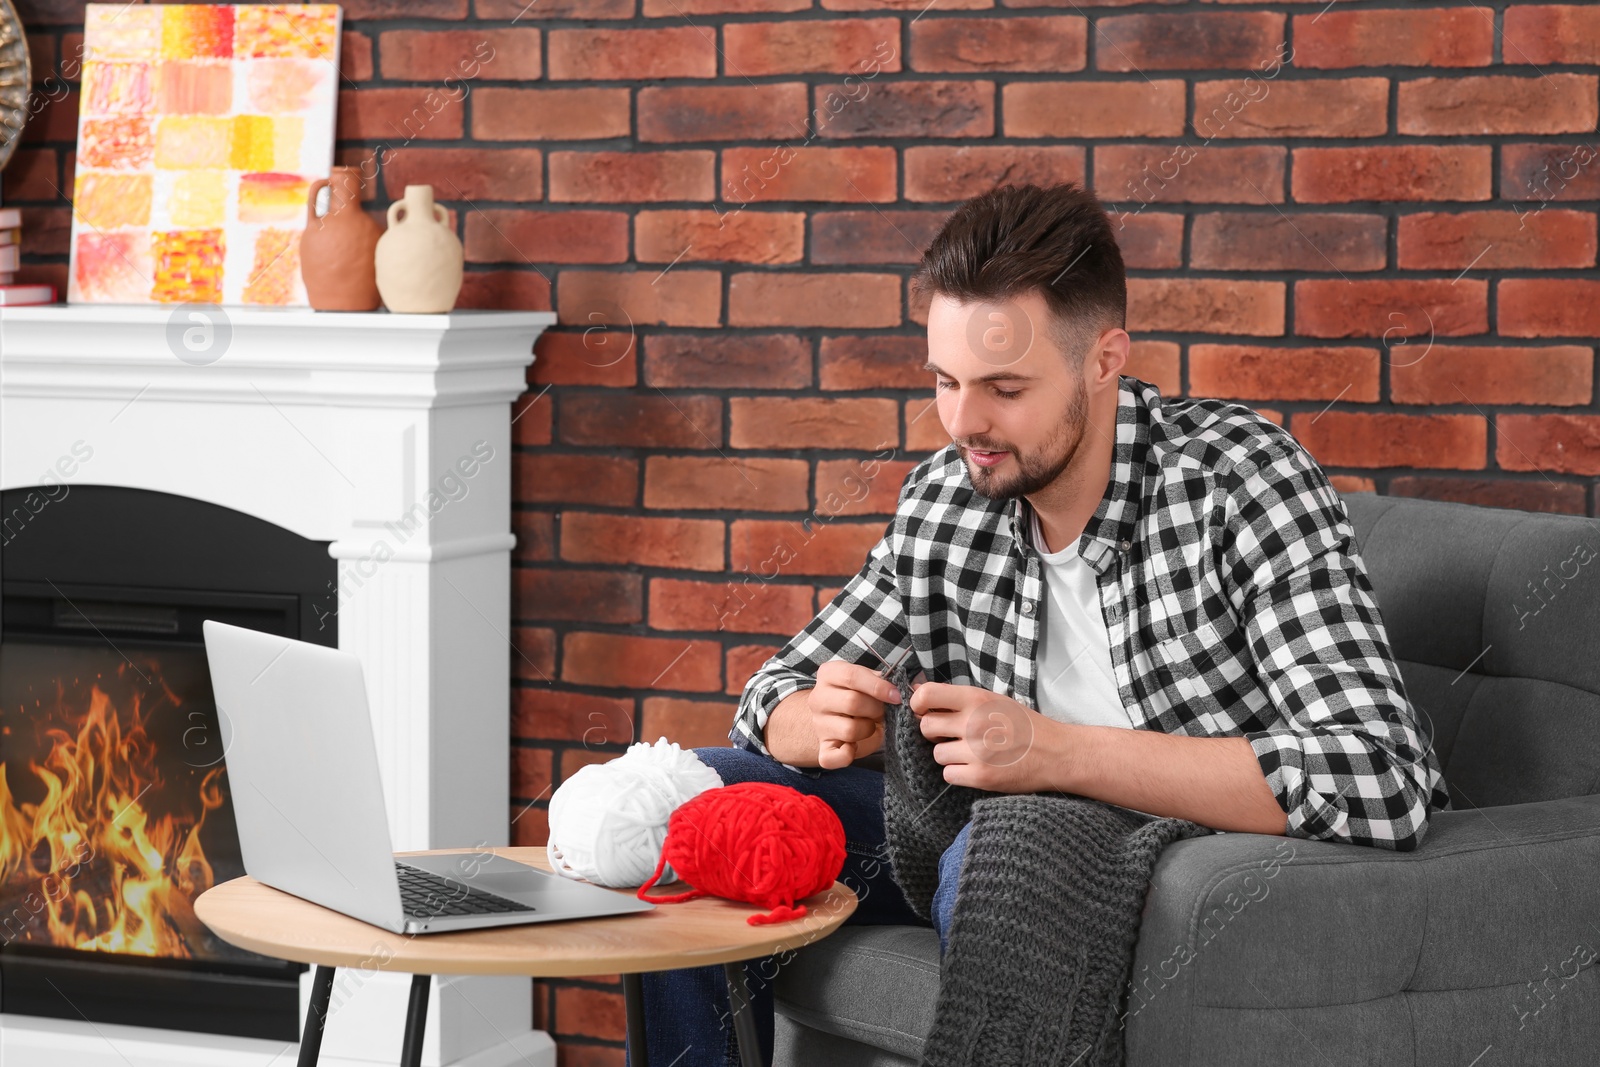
left=627, top=747, right=970, bottom=1067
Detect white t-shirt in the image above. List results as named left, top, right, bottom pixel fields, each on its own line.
left=1029, top=505, right=1137, bottom=731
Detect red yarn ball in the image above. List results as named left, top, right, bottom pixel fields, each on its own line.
left=636, top=782, right=846, bottom=926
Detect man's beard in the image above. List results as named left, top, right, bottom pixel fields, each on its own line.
left=961, top=373, right=1090, bottom=502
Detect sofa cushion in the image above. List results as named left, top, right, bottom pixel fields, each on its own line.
left=773, top=925, right=940, bottom=1063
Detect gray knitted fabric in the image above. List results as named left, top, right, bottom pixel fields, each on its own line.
left=881, top=673, right=1215, bottom=1067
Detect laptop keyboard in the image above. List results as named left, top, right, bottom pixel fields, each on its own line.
left=395, top=861, right=536, bottom=919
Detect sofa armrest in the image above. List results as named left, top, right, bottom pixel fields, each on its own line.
left=1124, top=795, right=1600, bottom=1066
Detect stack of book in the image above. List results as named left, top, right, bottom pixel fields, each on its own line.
left=0, top=200, right=58, bottom=306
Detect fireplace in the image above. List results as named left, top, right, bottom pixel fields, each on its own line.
left=0, top=483, right=339, bottom=1040
left=0, top=305, right=552, bottom=1067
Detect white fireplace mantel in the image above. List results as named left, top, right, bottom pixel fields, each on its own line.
left=0, top=304, right=556, bottom=1067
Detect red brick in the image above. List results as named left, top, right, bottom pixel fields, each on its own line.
left=1390, top=345, right=1592, bottom=406
left=727, top=644, right=783, bottom=696
left=21, top=89, right=79, bottom=145
left=816, top=458, right=919, bottom=516
left=1499, top=279, right=1600, bottom=338
left=1130, top=341, right=1181, bottom=395
left=905, top=145, right=1084, bottom=204
left=480, top=0, right=632, bottom=15
left=1399, top=75, right=1598, bottom=136
left=337, top=88, right=463, bottom=141
left=651, top=577, right=814, bottom=635
left=517, top=568, right=642, bottom=624
left=645, top=0, right=806, bottom=13
left=559, top=749, right=619, bottom=780
left=562, top=633, right=722, bottom=691
left=512, top=746, right=553, bottom=802
left=341, top=31, right=373, bottom=82
left=26, top=34, right=55, bottom=80
left=728, top=272, right=900, bottom=328
left=811, top=210, right=949, bottom=265
left=814, top=80, right=994, bottom=139
left=465, top=210, right=628, bottom=264
left=722, top=145, right=896, bottom=203
left=1003, top=82, right=1182, bottom=138
left=472, top=88, right=631, bottom=141
left=1293, top=8, right=1495, bottom=68
left=4, top=149, right=59, bottom=201
left=18, top=206, right=69, bottom=256
left=549, top=151, right=715, bottom=203
left=640, top=698, right=738, bottom=749
left=513, top=627, right=557, bottom=683
left=1503, top=5, right=1600, bottom=64
left=556, top=270, right=722, bottom=328
left=1397, top=210, right=1596, bottom=270
left=1329, top=476, right=1376, bottom=495
left=820, top=335, right=928, bottom=390
left=1127, top=279, right=1284, bottom=336
left=561, top=513, right=726, bottom=571
left=635, top=210, right=805, bottom=264
left=1193, top=77, right=1387, bottom=138
left=1388, top=476, right=1587, bottom=515
left=383, top=148, right=542, bottom=203
left=639, top=84, right=808, bottom=142
left=514, top=511, right=555, bottom=562
left=341, top=0, right=463, bottom=15
left=514, top=689, right=636, bottom=746
left=513, top=391, right=553, bottom=447
left=644, top=334, right=812, bottom=389
left=379, top=29, right=539, bottom=80
left=1114, top=213, right=1185, bottom=270
left=1501, top=143, right=1600, bottom=204
left=553, top=986, right=626, bottom=1042
left=1292, top=146, right=1491, bottom=203
left=510, top=805, right=549, bottom=849
left=1191, top=213, right=1385, bottom=272
left=1094, top=145, right=1286, bottom=204
left=1188, top=346, right=1380, bottom=402
left=1295, top=279, right=1488, bottom=339
left=644, top=457, right=809, bottom=511
left=1289, top=413, right=1486, bottom=469
left=1497, top=416, right=1600, bottom=476
left=730, top=397, right=898, bottom=450
left=910, top=16, right=1085, bottom=72
left=549, top=27, right=716, bottom=80
left=517, top=454, right=638, bottom=507
left=559, top=393, right=723, bottom=449
left=731, top=519, right=886, bottom=576
left=533, top=331, right=637, bottom=388
left=1096, top=13, right=1285, bottom=71
left=13, top=263, right=67, bottom=294
left=905, top=397, right=952, bottom=451
left=725, top=17, right=901, bottom=75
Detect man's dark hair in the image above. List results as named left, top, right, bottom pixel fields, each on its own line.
left=909, top=182, right=1127, bottom=369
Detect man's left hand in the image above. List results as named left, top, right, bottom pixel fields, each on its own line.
left=909, top=682, right=1073, bottom=793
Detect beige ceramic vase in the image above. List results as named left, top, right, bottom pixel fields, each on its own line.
left=299, top=167, right=382, bottom=311
left=374, top=185, right=464, bottom=313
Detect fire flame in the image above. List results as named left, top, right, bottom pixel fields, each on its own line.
left=0, top=665, right=225, bottom=957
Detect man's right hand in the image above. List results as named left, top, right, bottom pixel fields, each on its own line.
left=811, top=658, right=904, bottom=769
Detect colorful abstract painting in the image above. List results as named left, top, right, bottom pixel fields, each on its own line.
left=68, top=4, right=341, bottom=306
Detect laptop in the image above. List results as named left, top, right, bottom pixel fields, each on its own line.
left=201, top=619, right=654, bottom=935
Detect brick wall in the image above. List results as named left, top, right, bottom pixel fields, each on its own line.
left=15, top=0, right=1599, bottom=1062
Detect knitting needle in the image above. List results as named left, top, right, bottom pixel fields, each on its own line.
left=818, top=643, right=913, bottom=766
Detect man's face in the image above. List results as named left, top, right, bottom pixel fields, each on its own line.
left=924, top=289, right=1093, bottom=502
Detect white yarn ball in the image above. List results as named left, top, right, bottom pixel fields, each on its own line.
left=546, top=737, right=723, bottom=887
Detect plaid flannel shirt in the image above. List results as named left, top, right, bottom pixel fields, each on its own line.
left=731, top=375, right=1451, bottom=851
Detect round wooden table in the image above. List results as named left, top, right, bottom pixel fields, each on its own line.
left=194, top=846, right=858, bottom=1067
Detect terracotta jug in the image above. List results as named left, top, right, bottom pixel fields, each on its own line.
left=374, top=185, right=464, bottom=314
left=299, top=167, right=382, bottom=311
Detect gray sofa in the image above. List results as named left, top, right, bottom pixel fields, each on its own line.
left=773, top=491, right=1600, bottom=1066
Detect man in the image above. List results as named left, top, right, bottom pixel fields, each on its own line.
left=629, top=181, right=1448, bottom=1067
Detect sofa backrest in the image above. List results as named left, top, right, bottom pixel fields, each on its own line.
left=1341, top=492, right=1600, bottom=809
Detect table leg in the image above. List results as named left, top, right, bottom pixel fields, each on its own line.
left=723, top=962, right=763, bottom=1067
left=399, top=973, right=430, bottom=1067
left=623, top=972, right=648, bottom=1067
left=297, top=965, right=335, bottom=1067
